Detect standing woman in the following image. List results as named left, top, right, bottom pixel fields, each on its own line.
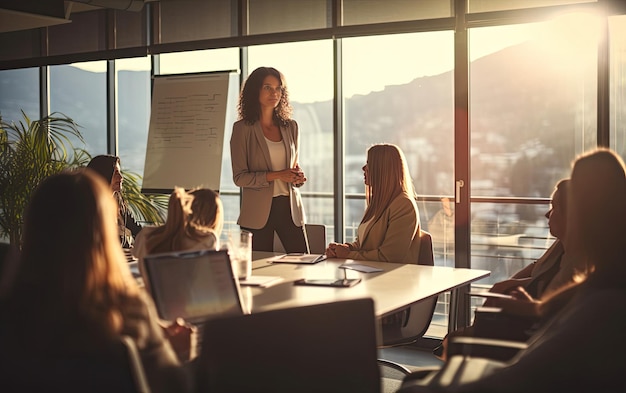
left=326, top=143, right=422, bottom=263
left=87, top=154, right=142, bottom=247
left=230, top=67, right=308, bottom=252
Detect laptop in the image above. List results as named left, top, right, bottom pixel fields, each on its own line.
left=143, top=249, right=247, bottom=325
left=196, top=298, right=381, bottom=393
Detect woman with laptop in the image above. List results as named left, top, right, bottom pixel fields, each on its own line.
left=133, top=187, right=224, bottom=293
left=325, top=143, right=422, bottom=264
left=0, top=169, right=190, bottom=392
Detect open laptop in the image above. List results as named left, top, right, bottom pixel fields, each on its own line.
left=143, top=249, right=247, bottom=325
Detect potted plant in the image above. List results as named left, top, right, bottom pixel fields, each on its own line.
left=0, top=110, right=166, bottom=248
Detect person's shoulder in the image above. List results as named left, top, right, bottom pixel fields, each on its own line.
left=391, top=192, right=418, bottom=207
left=232, top=119, right=255, bottom=131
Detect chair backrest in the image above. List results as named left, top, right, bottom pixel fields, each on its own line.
left=273, top=223, right=327, bottom=254
left=196, top=298, right=381, bottom=393
left=382, top=230, right=437, bottom=346
left=0, top=335, right=151, bottom=393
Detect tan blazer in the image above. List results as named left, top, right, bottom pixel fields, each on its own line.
left=346, top=193, right=421, bottom=264
left=230, top=119, right=305, bottom=229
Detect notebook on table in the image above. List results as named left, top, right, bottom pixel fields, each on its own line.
left=143, top=249, right=247, bottom=326
left=269, top=253, right=327, bottom=264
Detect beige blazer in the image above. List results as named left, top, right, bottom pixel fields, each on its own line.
left=346, top=193, right=421, bottom=264
left=230, top=119, right=305, bottom=229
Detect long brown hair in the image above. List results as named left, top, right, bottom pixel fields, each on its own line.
left=567, top=149, right=626, bottom=274
left=2, top=169, right=137, bottom=343
left=145, top=188, right=222, bottom=254
left=361, top=143, right=417, bottom=224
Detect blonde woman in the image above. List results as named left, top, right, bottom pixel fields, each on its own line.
left=133, top=187, right=223, bottom=289
left=0, top=169, right=189, bottom=392
left=326, top=143, right=421, bottom=263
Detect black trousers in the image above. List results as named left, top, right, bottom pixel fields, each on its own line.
left=243, top=196, right=307, bottom=253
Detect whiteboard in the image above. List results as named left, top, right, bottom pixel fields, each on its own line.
left=142, top=71, right=238, bottom=193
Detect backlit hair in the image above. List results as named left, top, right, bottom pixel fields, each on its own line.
left=189, top=188, right=223, bottom=238
left=362, top=143, right=417, bottom=223
left=567, top=148, right=626, bottom=271
left=238, top=66, right=292, bottom=125
left=145, top=188, right=223, bottom=254
left=2, top=169, right=136, bottom=342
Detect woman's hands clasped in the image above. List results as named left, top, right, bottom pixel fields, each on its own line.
left=325, top=242, right=350, bottom=258
left=271, top=166, right=306, bottom=186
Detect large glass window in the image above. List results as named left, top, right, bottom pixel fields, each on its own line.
left=0, top=68, right=39, bottom=123
left=469, top=14, right=598, bottom=286
left=247, top=40, right=334, bottom=242
left=117, top=57, right=151, bottom=180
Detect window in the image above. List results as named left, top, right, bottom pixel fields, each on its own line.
left=469, top=14, right=598, bottom=286
left=49, top=62, right=107, bottom=155
left=610, top=14, right=626, bottom=160
left=0, top=68, right=39, bottom=123
left=117, top=57, right=151, bottom=180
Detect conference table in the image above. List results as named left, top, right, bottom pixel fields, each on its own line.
left=244, top=253, right=490, bottom=331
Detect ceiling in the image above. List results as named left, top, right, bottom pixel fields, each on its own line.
left=0, top=0, right=152, bottom=34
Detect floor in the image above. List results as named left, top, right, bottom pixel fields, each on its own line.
left=378, top=346, right=444, bottom=393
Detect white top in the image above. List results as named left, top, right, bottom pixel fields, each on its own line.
left=265, top=137, right=290, bottom=197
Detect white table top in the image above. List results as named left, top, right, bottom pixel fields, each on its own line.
left=242, top=257, right=490, bottom=318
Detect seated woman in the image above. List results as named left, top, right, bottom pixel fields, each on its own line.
left=399, top=148, right=626, bottom=393
left=87, top=154, right=142, bottom=247
left=436, top=179, right=586, bottom=359
left=0, top=169, right=190, bottom=393
left=325, top=143, right=421, bottom=263
left=133, top=187, right=223, bottom=293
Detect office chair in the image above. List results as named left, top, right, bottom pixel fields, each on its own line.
left=273, top=223, right=327, bottom=254
left=196, top=298, right=381, bottom=393
left=378, top=230, right=438, bottom=375
left=1, top=335, right=151, bottom=393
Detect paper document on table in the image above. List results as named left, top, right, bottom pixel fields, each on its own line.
left=270, top=253, right=327, bottom=264
left=239, top=275, right=284, bottom=287
left=339, top=263, right=383, bottom=273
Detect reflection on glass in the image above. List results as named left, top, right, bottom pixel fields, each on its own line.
left=50, top=62, right=107, bottom=155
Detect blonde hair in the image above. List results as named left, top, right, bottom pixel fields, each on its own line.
left=362, top=143, right=417, bottom=223
left=146, top=188, right=223, bottom=254
left=3, top=169, right=137, bottom=342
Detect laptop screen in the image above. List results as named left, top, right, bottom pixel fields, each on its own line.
left=144, top=249, right=245, bottom=322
